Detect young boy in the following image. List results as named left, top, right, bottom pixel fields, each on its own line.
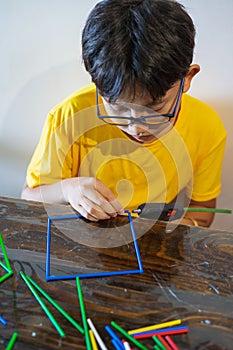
left=21, top=0, right=226, bottom=227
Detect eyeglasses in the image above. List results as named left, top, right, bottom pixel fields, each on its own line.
left=96, top=78, right=184, bottom=126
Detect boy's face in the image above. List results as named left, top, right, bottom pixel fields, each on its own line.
left=101, top=79, right=183, bottom=144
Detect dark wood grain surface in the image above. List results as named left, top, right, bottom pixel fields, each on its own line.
left=0, top=196, right=232, bottom=349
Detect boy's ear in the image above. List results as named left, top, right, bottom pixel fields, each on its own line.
left=183, top=64, right=200, bottom=93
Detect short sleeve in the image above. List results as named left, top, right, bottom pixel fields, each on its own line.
left=191, top=130, right=226, bottom=201
left=26, top=111, right=73, bottom=187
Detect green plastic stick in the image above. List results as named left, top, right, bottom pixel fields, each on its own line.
left=152, top=336, right=167, bottom=350
left=0, top=261, right=12, bottom=274
left=0, top=270, right=13, bottom=284
left=185, top=207, right=232, bottom=214
left=111, top=321, right=148, bottom=350
left=76, top=277, right=92, bottom=350
left=5, top=332, right=18, bottom=350
left=25, top=274, right=84, bottom=334
left=20, top=271, right=65, bottom=338
left=0, top=234, right=12, bottom=271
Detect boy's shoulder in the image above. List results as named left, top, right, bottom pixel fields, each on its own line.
left=179, top=94, right=226, bottom=139
left=182, top=94, right=225, bottom=127
left=49, top=83, right=96, bottom=117
left=183, top=94, right=216, bottom=114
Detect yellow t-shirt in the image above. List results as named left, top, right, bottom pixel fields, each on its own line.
left=26, top=84, right=226, bottom=211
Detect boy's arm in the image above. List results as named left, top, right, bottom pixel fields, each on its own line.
left=21, top=177, right=124, bottom=221
left=181, top=198, right=216, bottom=227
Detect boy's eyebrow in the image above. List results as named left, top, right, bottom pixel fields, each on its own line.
left=110, top=100, right=164, bottom=109
left=145, top=100, right=161, bottom=108
left=144, top=97, right=165, bottom=108
left=106, top=94, right=167, bottom=108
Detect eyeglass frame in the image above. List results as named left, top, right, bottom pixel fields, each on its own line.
left=96, top=78, right=184, bottom=126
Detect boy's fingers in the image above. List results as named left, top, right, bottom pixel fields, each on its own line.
left=109, top=198, right=125, bottom=215
left=81, top=196, right=111, bottom=220
left=84, top=192, right=119, bottom=217
left=94, top=180, right=124, bottom=214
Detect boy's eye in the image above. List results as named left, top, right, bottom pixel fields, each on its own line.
left=110, top=104, right=128, bottom=113
left=148, top=103, right=165, bottom=113
left=153, top=107, right=164, bottom=113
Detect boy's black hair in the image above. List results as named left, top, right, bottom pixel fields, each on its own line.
left=82, top=0, right=195, bottom=102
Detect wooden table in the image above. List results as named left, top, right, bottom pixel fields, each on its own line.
left=0, top=196, right=232, bottom=349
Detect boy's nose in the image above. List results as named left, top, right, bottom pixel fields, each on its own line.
left=128, top=122, right=148, bottom=134
left=130, top=107, right=144, bottom=119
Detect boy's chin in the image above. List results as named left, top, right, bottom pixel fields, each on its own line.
left=125, top=132, right=157, bottom=144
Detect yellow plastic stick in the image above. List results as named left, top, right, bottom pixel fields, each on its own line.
left=89, top=330, right=98, bottom=350
left=128, top=319, right=181, bottom=335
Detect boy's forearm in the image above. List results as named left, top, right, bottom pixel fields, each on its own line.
left=181, top=198, right=216, bottom=227
left=21, top=181, right=67, bottom=204
left=21, top=177, right=124, bottom=221
left=181, top=213, right=214, bottom=227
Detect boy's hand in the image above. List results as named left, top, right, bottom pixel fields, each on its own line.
left=63, top=177, right=124, bottom=221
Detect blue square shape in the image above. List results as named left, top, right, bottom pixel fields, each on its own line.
left=45, top=210, right=143, bottom=281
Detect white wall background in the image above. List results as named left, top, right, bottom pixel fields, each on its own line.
left=0, top=0, right=232, bottom=231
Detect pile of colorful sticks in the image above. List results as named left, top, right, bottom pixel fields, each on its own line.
left=1, top=232, right=188, bottom=349
left=20, top=271, right=188, bottom=350
left=76, top=276, right=187, bottom=350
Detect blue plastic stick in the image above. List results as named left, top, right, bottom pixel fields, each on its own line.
left=105, top=325, right=124, bottom=350
left=45, top=218, right=52, bottom=281
left=46, top=211, right=143, bottom=281
left=47, top=269, right=143, bottom=281
left=112, top=339, right=123, bottom=350
left=131, top=325, right=189, bottom=337
left=49, top=214, right=82, bottom=221
left=124, top=210, right=143, bottom=272
left=0, top=315, right=7, bottom=326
